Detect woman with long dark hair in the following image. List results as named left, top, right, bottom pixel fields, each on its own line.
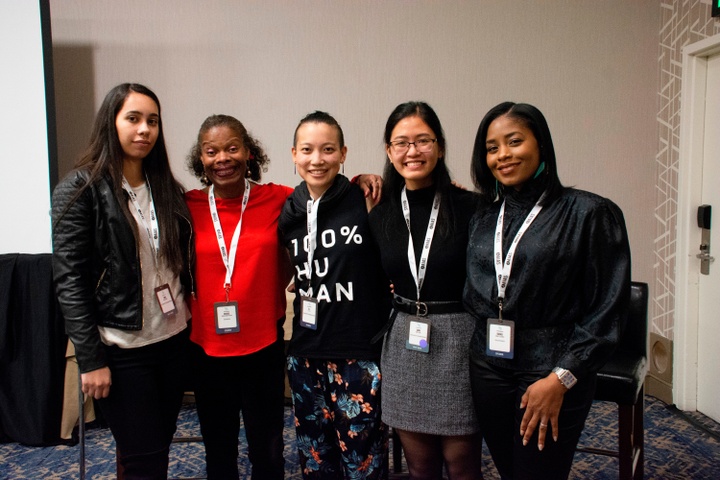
left=52, top=83, right=193, bottom=479
left=464, top=101, right=631, bottom=479
left=369, top=101, right=484, bottom=479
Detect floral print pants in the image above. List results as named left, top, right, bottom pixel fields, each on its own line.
left=287, top=356, right=387, bottom=479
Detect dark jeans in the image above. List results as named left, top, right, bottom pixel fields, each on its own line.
left=98, top=328, right=190, bottom=480
left=192, top=337, right=286, bottom=480
left=469, top=352, right=596, bottom=480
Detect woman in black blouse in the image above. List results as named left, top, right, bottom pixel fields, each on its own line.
left=464, top=102, right=631, bottom=479
left=369, top=101, right=483, bottom=480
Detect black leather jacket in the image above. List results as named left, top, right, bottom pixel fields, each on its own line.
left=51, top=168, right=193, bottom=373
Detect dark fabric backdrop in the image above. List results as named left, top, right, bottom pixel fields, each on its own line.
left=0, top=253, right=68, bottom=446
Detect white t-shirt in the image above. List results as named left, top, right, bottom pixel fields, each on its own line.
left=99, top=182, right=190, bottom=348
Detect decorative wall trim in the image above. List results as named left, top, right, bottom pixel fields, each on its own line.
left=654, top=0, right=720, bottom=339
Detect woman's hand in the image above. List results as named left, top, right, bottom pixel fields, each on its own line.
left=81, top=366, right=112, bottom=399
left=519, top=373, right=567, bottom=450
left=355, top=174, right=383, bottom=208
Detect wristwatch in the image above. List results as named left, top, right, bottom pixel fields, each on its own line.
left=552, top=367, right=577, bottom=390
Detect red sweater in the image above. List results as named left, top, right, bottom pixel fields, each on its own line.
left=185, top=183, right=293, bottom=357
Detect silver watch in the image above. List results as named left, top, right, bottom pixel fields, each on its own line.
left=552, top=367, right=577, bottom=389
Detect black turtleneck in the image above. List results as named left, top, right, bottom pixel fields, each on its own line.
left=368, top=184, right=481, bottom=302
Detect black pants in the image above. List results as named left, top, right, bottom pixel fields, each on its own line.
left=98, top=328, right=190, bottom=480
left=191, top=337, right=286, bottom=480
left=469, top=351, right=596, bottom=480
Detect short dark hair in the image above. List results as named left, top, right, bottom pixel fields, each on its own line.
left=293, top=110, right=345, bottom=148
left=186, top=114, right=269, bottom=185
left=471, top=101, right=564, bottom=204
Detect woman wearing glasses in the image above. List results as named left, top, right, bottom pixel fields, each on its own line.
left=368, top=101, right=484, bottom=479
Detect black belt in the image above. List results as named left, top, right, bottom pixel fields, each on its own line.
left=391, top=295, right=465, bottom=316
left=371, top=295, right=465, bottom=345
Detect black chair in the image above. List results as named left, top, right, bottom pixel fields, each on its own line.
left=577, top=281, right=649, bottom=480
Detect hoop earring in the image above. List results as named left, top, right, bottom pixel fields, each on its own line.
left=200, top=173, right=209, bottom=185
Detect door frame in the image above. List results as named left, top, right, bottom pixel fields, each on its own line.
left=674, top=33, right=720, bottom=411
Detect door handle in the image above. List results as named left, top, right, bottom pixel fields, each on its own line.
left=697, top=205, right=714, bottom=275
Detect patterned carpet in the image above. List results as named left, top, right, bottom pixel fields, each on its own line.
left=1, top=395, right=719, bottom=479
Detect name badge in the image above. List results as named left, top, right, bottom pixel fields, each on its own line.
left=214, top=301, right=240, bottom=334
left=487, top=318, right=514, bottom=359
left=154, top=284, right=177, bottom=317
left=300, top=296, right=319, bottom=330
left=406, top=316, right=431, bottom=353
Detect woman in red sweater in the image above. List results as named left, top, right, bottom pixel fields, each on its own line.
left=185, top=114, right=291, bottom=479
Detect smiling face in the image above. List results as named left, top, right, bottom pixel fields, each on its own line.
left=386, top=115, right=442, bottom=190
left=485, top=114, right=541, bottom=190
left=200, top=125, right=250, bottom=198
left=114, top=91, right=159, bottom=164
left=292, top=121, right=347, bottom=200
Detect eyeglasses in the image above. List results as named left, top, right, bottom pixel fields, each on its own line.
left=388, top=138, right=437, bottom=154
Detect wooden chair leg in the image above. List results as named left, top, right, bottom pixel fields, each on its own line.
left=618, top=403, right=633, bottom=480
left=633, top=389, right=644, bottom=480
left=618, top=392, right=645, bottom=480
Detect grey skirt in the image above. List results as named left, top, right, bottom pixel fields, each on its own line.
left=380, top=310, right=480, bottom=435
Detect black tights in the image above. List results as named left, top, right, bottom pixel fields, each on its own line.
left=396, top=429, right=483, bottom=480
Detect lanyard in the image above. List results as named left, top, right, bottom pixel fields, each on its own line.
left=305, top=196, right=323, bottom=285
left=493, top=192, right=546, bottom=316
left=208, top=179, right=250, bottom=295
left=401, top=186, right=441, bottom=301
left=122, top=177, right=161, bottom=277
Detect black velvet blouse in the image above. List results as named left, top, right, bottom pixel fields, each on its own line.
left=463, top=177, right=632, bottom=380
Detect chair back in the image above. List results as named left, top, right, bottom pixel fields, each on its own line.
left=620, top=281, right=648, bottom=358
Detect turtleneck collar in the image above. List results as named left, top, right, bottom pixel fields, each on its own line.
left=404, top=183, right=436, bottom=203
left=503, top=171, right=548, bottom=208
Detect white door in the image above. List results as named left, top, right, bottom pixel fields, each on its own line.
left=696, top=52, right=720, bottom=423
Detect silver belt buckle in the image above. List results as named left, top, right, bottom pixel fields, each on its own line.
left=415, top=301, right=428, bottom=317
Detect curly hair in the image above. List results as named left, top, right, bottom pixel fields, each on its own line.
left=186, top=114, right=269, bottom=185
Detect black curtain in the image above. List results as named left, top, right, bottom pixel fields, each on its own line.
left=0, top=254, right=68, bottom=446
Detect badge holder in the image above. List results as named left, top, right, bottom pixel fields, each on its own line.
left=300, top=296, right=319, bottom=330
left=154, top=283, right=177, bottom=318
left=405, top=302, right=431, bottom=353
left=214, top=284, right=239, bottom=334
left=486, top=317, right=515, bottom=359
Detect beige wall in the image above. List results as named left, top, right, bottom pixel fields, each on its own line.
left=50, top=0, right=659, bottom=318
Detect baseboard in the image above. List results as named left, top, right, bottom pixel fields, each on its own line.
left=646, top=332, right=673, bottom=404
